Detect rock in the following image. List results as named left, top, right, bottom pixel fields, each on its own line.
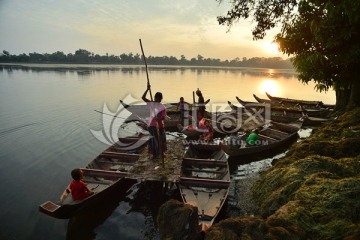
left=157, top=199, right=199, bottom=240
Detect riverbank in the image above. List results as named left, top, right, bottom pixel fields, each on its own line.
left=206, top=108, right=360, bottom=239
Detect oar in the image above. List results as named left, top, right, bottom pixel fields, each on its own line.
left=94, top=110, right=128, bottom=120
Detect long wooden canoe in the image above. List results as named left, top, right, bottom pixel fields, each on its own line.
left=229, top=100, right=330, bottom=126
left=220, top=118, right=303, bottom=157
left=236, top=96, right=330, bottom=118
left=265, top=92, right=336, bottom=108
left=38, top=135, right=149, bottom=219
left=179, top=143, right=230, bottom=231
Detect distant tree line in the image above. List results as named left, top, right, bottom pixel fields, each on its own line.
left=0, top=49, right=293, bottom=69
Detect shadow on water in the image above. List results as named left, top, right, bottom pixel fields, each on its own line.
left=66, top=180, right=181, bottom=240
left=66, top=179, right=137, bottom=240
left=124, top=181, right=182, bottom=240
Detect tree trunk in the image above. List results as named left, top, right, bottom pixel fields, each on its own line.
left=335, top=87, right=350, bottom=110
left=347, top=79, right=360, bottom=109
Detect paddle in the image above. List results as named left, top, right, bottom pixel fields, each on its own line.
left=139, top=39, right=164, bottom=167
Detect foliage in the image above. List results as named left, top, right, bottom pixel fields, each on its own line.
left=217, top=0, right=298, bottom=40
left=0, top=49, right=293, bottom=69
left=276, top=0, right=360, bottom=94
left=217, top=0, right=360, bottom=108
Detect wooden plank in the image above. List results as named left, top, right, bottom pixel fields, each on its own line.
left=118, top=136, right=150, bottom=143
left=39, top=201, right=60, bottom=213
left=100, top=151, right=140, bottom=159
left=183, top=157, right=227, bottom=167
left=260, top=128, right=288, bottom=140
left=183, top=168, right=227, bottom=174
left=262, top=127, right=289, bottom=135
left=189, top=143, right=221, bottom=151
left=80, top=168, right=129, bottom=179
left=96, top=160, right=135, bottom=166
left=258, top=133, right=278, bottom=142
left=180, top=177, right=230, bottom=189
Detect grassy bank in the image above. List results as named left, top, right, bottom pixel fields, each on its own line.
left=207, top=108, right=360, bottom=240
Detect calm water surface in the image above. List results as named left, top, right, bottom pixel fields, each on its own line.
left=0, top=64, right=335, bottom=240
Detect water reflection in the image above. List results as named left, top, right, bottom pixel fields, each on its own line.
left=259, top=79, right=280, bottom=96
left=82, top=181, right=181, bottom=240
left=0, top=63, right=298, bottom=79
left=66, top=179, right=137, bottom=240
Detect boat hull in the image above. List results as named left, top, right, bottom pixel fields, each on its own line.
left=179, top=144, right=230, bottom=231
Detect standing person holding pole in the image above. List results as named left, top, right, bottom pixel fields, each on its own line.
left=139, top=39, right=166, bottom=164
left=195, top=88, right=210, bottom=121
left=142, top=85, right=167, bottom=160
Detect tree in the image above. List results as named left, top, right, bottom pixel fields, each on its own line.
left=217, top=0, right=360, bottom=109
left=74, top=49, right=92, bottom=63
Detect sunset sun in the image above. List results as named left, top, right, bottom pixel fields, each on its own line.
left=263, top=42, right=280, bottom=55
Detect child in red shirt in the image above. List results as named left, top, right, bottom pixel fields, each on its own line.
left=69, top=168, right=93, bottom=201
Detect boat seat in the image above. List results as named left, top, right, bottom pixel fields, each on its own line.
left=183, top=157, right=227, bottom=167
left=96, top=159, right=135, bottom=166
left=100, top=151, right=140, bottom=160
left=180, top=177, right=230, bottom=189
left=80, top=168, right=128, bottom=179
left=182, top=168, right=227, bottom=174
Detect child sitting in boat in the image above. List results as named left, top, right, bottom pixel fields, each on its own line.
left=69, top=168, right=94, bottom=201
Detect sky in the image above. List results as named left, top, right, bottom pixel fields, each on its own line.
left=0, top=0, right=285, bottom=60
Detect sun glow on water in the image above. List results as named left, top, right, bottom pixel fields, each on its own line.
left=260, top=79, right=280, bottom=96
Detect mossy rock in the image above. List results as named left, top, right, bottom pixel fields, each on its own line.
left=204, top=109, right=360, bottom=239
left=205, top=216, right=266, bottom=240
left=157, top=199, right=199, bottom=240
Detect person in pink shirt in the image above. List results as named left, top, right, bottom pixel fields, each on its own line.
left=142, top=84, right=167, bottom=160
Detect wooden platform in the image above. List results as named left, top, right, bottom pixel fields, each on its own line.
left=106, top=139, right=185, bottom=183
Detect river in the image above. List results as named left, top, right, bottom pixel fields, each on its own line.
left=0, top=64, right=335, bottom=240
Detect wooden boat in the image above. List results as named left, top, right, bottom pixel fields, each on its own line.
left=236, top=96, right=330, bottom=118
left=38, top=135, right=149, bottom=219
left=220, top=118, right=303, bottom=157
left=265, top=92, right=335, bottom=109
left=228, top=100, right=298, bottom=122
left=177, top=113, right=238, bottom=140
left=120, top=99, right=194, bottom=131
left=228, top=100, right=330, bottom=126
left=179, top=143, right=230, bottom=231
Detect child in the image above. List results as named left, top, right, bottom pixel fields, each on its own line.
left=69, top=168, right=94, bottom=201
left=199, top=118, right=214, bottom=142
left=176, top=97, right=190, bottom=123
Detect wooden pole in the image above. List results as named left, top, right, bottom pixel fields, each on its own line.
left=139, top=39, right=153, bottom=101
